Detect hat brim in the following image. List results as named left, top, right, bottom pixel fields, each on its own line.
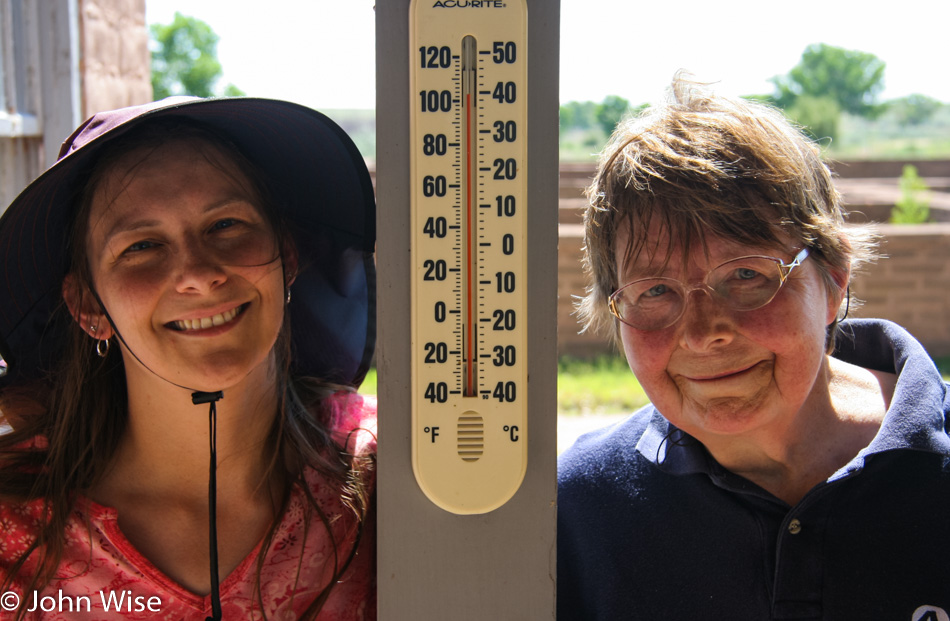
left=0, top=97, right=376, bottom=388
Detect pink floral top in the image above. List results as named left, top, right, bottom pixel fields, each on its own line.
left=0, top=393, right=377, bottom=620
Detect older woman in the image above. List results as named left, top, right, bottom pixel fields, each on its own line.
left=558, top=75, right=950, bottom=619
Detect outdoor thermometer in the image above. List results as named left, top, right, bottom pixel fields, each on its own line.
left=409, top=0, right=528, bottom=514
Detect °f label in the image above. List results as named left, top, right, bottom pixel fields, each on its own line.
left=409, top=0, right=528, bottom=514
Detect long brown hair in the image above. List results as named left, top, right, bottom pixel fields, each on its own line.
left=0, top=120, right=373, bottom=620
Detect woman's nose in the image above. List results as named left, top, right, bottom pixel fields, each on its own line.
left=174, top=244, right=227, bottom=293
left=677, top=287, right=735, bottom=351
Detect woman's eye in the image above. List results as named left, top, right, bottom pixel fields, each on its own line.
left=124, top=240, right=156, bottom=253
left=735, top=268, right=762, bottom=280
left=210, top=218, right=238, bottom=231
left=644, top=283, right=669, bottom=298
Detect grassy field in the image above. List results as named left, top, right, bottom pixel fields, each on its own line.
left=556, top=355, right=648, bottom=414
left=831, top=107, right=950, bottom=160
left=362, top=355, right=950, bottom=415
left=358, top=357, right=646, bottom=415
left=323, top=106, right=950, bottom=162
left=319, top=105, right=950, bottom=164
left=359, top=358, right=647, bottom=415
left=559, top=105, right=950, bottom=163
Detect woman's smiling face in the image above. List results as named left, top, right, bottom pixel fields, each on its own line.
left=614, top=224, right=845, bottom=442
left=78, top=138, right=288, bottom=393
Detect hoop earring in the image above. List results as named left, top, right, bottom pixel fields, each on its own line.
left=96, top=338, right=110, bottom=358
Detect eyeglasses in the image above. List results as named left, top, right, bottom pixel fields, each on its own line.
left=608, top=248, right=810, bottom=331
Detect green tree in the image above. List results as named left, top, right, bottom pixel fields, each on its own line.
left=891, top=165, right=930, bottom=224
left=889, top=94, right=943, bottom=127
left=150, top=12, right=244, bottom=100
left=786, top=95, right=841, bottom=142
left=559, top=100, right=598, bottom=130
left=559, top=102, right=576, bottom=130
left=595, top=95, right=630, bottom=137
left=771, top=43, right=885, bottom=118
left=743, top=94, right=779, bottom=107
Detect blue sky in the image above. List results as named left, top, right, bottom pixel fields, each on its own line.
left=146, top=0, right=949, bottom=110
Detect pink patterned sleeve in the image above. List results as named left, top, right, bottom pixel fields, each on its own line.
left=0, top=499, right=44, bottom=594
left=327, top=392, right=378, bottom=459
left=309, top=391, right=378, bottom=620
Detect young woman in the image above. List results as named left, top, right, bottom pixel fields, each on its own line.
left=0, top=97, right=377, bottom=620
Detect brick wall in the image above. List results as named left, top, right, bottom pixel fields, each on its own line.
left=79, top=0, right=152, bottom=116
left=367, top=163, right=950, bottom=358
left=850, top=223, right=950, bottom=356
left=831, top=159, right=950, bottom=179
left=558, top=225, right=609, bottom=356
left=558, top=223, right=950, bottom=358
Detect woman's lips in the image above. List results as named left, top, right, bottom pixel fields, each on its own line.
left=686, top=361, right=761, bottom=382
left=168, top=303, right=247, bottom=332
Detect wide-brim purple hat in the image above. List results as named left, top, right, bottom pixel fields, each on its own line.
left=0, top=96, right=376, bottom=389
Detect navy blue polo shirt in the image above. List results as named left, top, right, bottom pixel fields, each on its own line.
left=558, top=319, right=950, bottom=620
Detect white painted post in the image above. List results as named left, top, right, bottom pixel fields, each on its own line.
left=376, top=0, right=560, bottom=617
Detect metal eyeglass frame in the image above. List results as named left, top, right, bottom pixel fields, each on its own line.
left=607, top=247, right=811, bottom=331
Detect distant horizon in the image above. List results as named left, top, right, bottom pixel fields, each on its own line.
left=147, top=1, right=949, bottom=110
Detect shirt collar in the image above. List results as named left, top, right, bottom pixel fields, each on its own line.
left=831, top=318, right=950, bottom=478
left=636, top=319, right=950, bottom=478
left=635, top=409, right=709, bottom=475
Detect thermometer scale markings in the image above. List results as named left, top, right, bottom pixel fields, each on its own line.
left=410, top=0, right=528, bottom=514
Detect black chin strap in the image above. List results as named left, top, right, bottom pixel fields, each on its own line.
left=89, top=289, right=238, bottom=618
left=193, top=390, right=224, bottom=621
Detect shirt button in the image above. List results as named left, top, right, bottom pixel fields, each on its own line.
left=788, top=519, right=802, bottom=535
